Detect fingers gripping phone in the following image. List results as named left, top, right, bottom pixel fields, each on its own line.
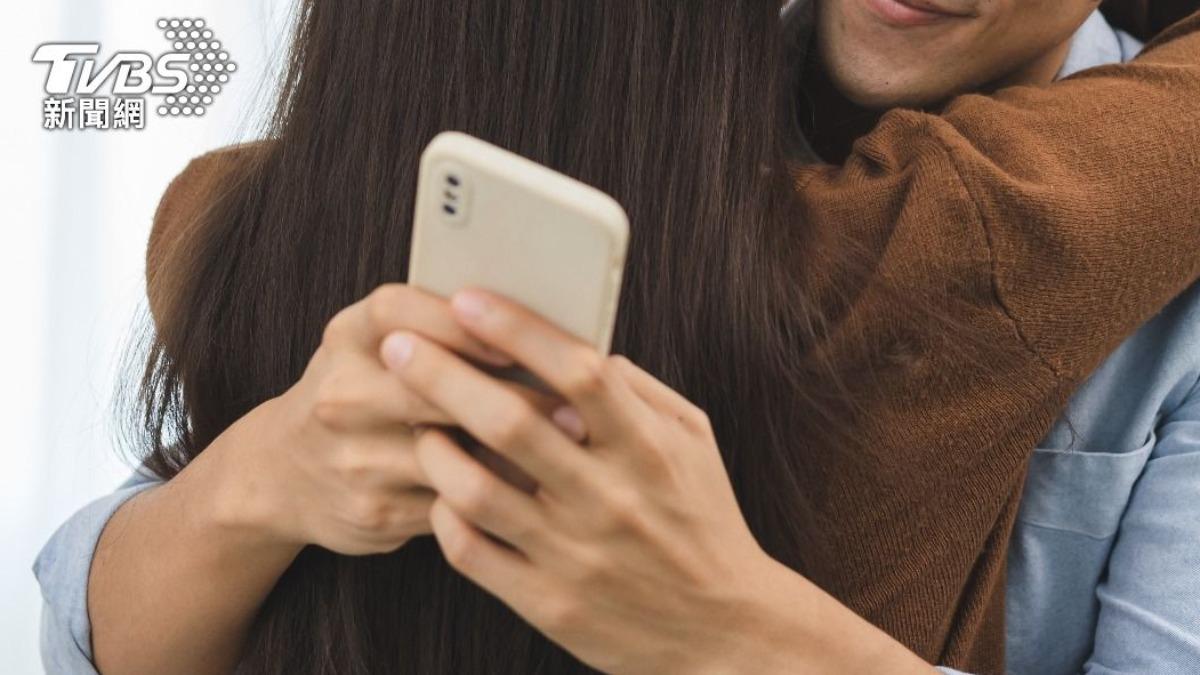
left=406, top=131, right=630, bottom=394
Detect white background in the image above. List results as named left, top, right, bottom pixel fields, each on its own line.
left=1, top=2, right=291, bottom=672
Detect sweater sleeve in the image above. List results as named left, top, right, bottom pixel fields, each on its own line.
left=786, top=12, right=1200, bottom=671
left=800, top=10, right=1200, bottom=387
left=931, top=11, right=1200, bottom=384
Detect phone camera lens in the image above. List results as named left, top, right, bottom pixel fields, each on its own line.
left=446, top=174, right=461, bottom=187
left=443, top=204, right=458, bottom=216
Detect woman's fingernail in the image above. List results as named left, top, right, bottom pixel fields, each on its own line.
left=381, top=332, right=415, bottom=370
left=452, top=291, right=491, bottom=323
left=552, top=405, right=588, bottom=442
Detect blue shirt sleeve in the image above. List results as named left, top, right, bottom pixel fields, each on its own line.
left=33, top=467, right=164, bottom=674
left=1083, top=378, right=1200, bottom=673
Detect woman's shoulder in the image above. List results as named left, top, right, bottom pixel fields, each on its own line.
left=146, top=139, right=275, bottom=328
left=1095, top=279, right=1200, bottom=414
left=1040, top=280, right=1200, bottom=456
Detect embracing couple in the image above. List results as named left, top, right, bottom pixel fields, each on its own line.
left=35, top=1, right=1200, bottom=674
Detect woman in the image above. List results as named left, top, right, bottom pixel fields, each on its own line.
left=34, top=1, right=1200, bottom=673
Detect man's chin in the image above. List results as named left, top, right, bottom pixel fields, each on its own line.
left=831, top=72, right=956, bottom=110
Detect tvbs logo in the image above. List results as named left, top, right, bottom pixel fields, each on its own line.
left=33, top=18, right=238, bottom=130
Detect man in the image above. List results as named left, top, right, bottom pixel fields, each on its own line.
left=821, top=0, right=1108, bottom=107
left=799, top=0, right=1175, bottom=160
left=792, top=2, right=1200, bottom=673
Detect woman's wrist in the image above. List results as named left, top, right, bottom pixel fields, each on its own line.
left=204, top=394, right=307, bottom=554
left=89, top=397, right=306, bottom=675
left=718, top=553, right=938, bottom=674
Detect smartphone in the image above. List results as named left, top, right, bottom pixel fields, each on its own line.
left=407, top=131, right=630, bottom=391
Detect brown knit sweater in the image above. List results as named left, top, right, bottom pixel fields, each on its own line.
left=146, top=12, right=1200, bottom=674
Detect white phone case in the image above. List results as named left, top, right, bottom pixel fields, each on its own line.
left=407, top=131, right=630, bottom=355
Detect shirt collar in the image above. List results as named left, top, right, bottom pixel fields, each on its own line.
left=1058, top=9, right=1145, bottom=79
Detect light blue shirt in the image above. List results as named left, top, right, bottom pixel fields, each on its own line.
left=32, top=11, right=1198, bottom=675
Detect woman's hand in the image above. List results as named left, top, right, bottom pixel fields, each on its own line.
left=381, top=288, right=939, bottom=674
left=378, top=288, right=759, bottom=672
left=87, top=283, right=568, bottom=675
left=224, top=283, right=556, bottom=556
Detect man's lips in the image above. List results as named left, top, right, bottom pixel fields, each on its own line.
left=863, top=0, right=973, bottom=27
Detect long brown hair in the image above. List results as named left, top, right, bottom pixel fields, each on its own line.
left=131, top=0, right=878, bottom=671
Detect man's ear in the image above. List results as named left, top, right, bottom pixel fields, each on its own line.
left=146, top=142, right=266, bottom=334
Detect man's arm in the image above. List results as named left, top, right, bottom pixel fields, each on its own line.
left=936, top=11, right=1200, bottom=383
left=789, top=11, right=1200, bottom=671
